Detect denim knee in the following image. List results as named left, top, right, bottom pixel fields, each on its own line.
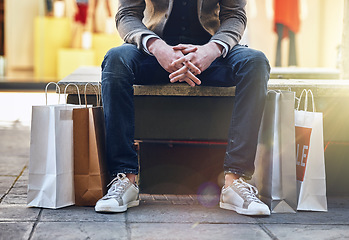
left=232, top=47, right=270, bottom=88
left=249, top=50, right=270, bottom=86
left=247, top=48, right=270, bottom=64
left=101, top=44, right=139, bottom=75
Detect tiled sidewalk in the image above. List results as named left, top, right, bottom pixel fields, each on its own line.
left=1, top=125, right=349, bottom=240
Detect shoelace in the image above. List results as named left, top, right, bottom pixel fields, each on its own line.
left=233, top=177, right=262, bottom=203
left=103, top=173, right=129, bottom=200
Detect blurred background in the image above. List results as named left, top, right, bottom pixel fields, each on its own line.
left=0, top=0, right=345, bottom=82
left=0, top=0, right=347, bottom=126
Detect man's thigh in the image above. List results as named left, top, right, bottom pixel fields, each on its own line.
left=199, top=45, right=268, bottom=87
left=135, top=54, right=170, bottom=85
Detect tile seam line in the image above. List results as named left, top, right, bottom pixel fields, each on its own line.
left=258, top=223, right=279, bottom=240
left=121, top=221, right=261, bottom=225
left=0, top=220, right=37, bottom=223
left=0, top=165, right=27, bottom=203
left=15, top=221, right=349, bottom=226
left=126, top=221, right=349, bottom=226
left=27, top=208, right=43, bottom=240
left=126, top=211, right=132, bottom=240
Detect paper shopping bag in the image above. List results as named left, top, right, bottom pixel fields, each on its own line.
left=251, top=90, right=298, bottom=213
left=73, top=83, right=108, bottom=206
left=27, top=83, right=83, bottom=209
left=295, top=90, right=327, bottom=211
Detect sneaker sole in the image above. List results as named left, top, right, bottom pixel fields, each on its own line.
left=220, top=202, right=270, bottom=216
left=95, top=200, right=139, bottom=213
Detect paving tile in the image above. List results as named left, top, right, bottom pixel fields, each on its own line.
left=127, top=204, right=258, bottom=224
left=139, top=194, right=154, bottom=201
left=14, top=169, right=29, bottom=186
left=0, top=204, right=40, bottom=221
left=265, top=224, right=349, bottom=240
left=40, top=206, right=126, bottom=222
left=0, top=176, right=16, bottom=199
left=256, top=197, right=349, bottom=225
left=152, top=194, right=167, bottom=201
left=327, top=197, right=349, bottom=208
left=195, top=194, right=219, bottom=207
left=0, top=127, right=30, bottom=158
left=31, top=222, right=128, bottom=240
left=129, top=223, right=271, bottom=240
left=1, top=176, right=29, bottom=205
left=1, top=194, right=28, bottom=205
left=140, top=200, right=173, bottom=205
left=163, top=194, right=179, bottom=201
left=260, top=210, right=349, bottom=225
left=175, top=195, right=193, bottom=201
left=19, top=168, right=29, bottom=181
left=0, top=222, right=33, bottom=240
left=7, top=180, right=28, bottom=196
left=0, top=157, right=28, bottom=176
left=3, top=175, right=28, bottom=192
left=171, top=200, right=192, bottom=205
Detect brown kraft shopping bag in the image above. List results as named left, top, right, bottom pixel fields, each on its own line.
left=73, top=84, right=108, bottom=206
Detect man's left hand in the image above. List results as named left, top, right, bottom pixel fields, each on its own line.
left=169, top=42, right=223, bottom=84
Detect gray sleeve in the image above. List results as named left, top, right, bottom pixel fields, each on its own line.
left=210, top=0, right=247, bottom=50
left=115, top=0, right=159, bottom=50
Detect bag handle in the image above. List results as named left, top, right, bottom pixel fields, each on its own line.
left=84, top=82, right=101, bottom=107
left=45, top=82, right=60, bottom=105
left=267, top=90, right=279, bottom=94
left=97, top=82, right=102, bottom=106
left=296, top=89, right=316, bottom=112
left=64, top=83, right=82, bottom=105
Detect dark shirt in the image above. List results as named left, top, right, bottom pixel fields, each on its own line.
left=163, top=0, right=212, bottom=46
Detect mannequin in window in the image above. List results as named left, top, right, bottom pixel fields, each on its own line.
left=45, top=0, right=54, bottom=16
left=70, top=0, right=89, bottom=48
left=70, top=0, right=116, bottom=47
left=92, top=0, right=112, bottom=33
left=266, top=0, right=308, bottom=67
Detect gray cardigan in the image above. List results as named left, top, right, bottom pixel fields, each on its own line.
left=115, top=0, right=247, bottom=51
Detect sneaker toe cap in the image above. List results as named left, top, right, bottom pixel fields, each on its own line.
left=95, top=198, right=122, bottom=212
left=248, top=202, right=271, bottom=215
left=96, top=198, right=120, bottom=207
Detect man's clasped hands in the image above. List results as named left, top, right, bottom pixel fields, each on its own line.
left=147, top=38, right=223, bottom=87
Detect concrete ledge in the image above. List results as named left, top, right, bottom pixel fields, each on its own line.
left=271, top=67, right=340, bottom=79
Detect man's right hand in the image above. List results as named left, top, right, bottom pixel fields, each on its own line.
left=147, top=38, right=201, bottom=87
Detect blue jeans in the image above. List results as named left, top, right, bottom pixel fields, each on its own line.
left=101, top=43, right=270, bottom=179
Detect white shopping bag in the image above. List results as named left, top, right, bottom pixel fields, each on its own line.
left=27, top=83, right=83, bottom=209
left=251, top=90, right=298, bottom=213
left=295, top=89, right=327, bottom=211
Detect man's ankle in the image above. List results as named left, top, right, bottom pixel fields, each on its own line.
left=224, top=173, right=240, bottom=187
left=126, top=173, right=137, bottom=184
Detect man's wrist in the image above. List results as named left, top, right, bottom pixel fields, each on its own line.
left=206, top=42, right=223, bottom=58
left=210, top=40, right=229, bottom=58
left=147, top=38, right=164, bottom=55
left=142, top=35, right=159, bottom=55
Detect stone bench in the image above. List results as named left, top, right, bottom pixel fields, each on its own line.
left=59, top=66, right=343, bottom=97
left=58, top=66, right=349, bottom=141
left=58, top=66, right=349, bottom=195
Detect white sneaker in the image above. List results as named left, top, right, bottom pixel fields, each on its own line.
left=95, top=173, right=139, bottom=213
left=220, top=177, right=270, bottom=216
